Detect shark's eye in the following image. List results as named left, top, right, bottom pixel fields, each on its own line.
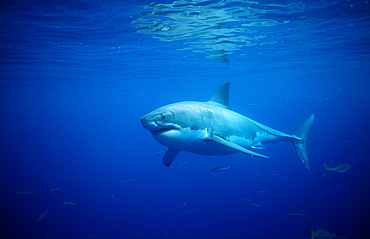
left=160, top=112, right=173, bottom=121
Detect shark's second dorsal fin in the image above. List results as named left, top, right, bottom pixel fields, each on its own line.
left=209, top=82, right=230, bottom=109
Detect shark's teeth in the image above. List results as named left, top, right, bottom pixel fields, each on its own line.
left=151, top=127, right=175, bottom=135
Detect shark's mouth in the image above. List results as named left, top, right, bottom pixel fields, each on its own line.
left=151, top=127, right=177, bottom=135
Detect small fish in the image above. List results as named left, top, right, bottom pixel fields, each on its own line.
left=121, top=179, right=134, bottom=184
left=250, top=203, right=261, bottom=207
left=35, top=209, right=48, bottom=223
left=179, top=162, right=189, bottom=167
left=64, top=201, right=77, bottom=206
left=123, top=191, right=133, bottom=194
left=51, top=187, right=62, bottom=193
left=323, top=164, right=351, bottom=173
left=211, top=166, right=230, bottom=172
left=306, top=185, right=316, bottom=188
left=240, top=199, right=252, bottom=202
left=286, top=213, right=306, bottom=217
left=15, top=191, right=33, bottom=195
left=82, top=236, right=97, bottom=239
left=256, top=190, right=266, bottom=193
left=311, top=229, right=336, bottom=239
left=319, top=98, right=333, bottom=102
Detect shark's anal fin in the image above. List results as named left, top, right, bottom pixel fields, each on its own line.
left=211, top=135, right=269, bottom=159
left=163, top=148, right=181, bottom=167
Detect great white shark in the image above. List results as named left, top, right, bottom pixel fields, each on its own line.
left=141, top=82, right=314, bottom=170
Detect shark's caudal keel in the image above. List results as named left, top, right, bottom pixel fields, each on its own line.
left=140, top=82, right=314, bottom=170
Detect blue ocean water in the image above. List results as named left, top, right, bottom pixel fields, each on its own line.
left=1, top=0, right=369, bottom=238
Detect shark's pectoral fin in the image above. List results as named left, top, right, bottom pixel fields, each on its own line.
left=211, top=135, right=269, bottom=159
left=163, top=148, right=181, bottom=167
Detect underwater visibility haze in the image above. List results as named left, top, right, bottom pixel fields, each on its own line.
left=0, top=0, right=369, bottom=238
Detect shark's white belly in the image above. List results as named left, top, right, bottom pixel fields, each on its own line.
left=152, top=110, right=270, bottom=156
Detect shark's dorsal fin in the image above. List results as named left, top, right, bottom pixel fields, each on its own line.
left=209, top=82, right=230, bottom=109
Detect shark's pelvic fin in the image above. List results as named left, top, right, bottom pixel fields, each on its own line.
left=163, top=148, right=181, bottom=166
left=293, top=114, right=315, bottom=170
left=211, top=134, right=269, bottom=158
left=252, top=142, right=265, bottom=149
left=209, top=82, right=230, bottom=109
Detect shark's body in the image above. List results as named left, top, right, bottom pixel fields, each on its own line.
left=141, top=82, right=314, bottom=169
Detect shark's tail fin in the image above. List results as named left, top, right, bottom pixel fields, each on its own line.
left=293, top=114, right=315, bottom=170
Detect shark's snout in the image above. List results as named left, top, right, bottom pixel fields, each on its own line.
left=141, top=114, right=178, bottom=135
left=140, top=117, right=149, bottom=125
left=140, top=117, right=157, bottom=130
